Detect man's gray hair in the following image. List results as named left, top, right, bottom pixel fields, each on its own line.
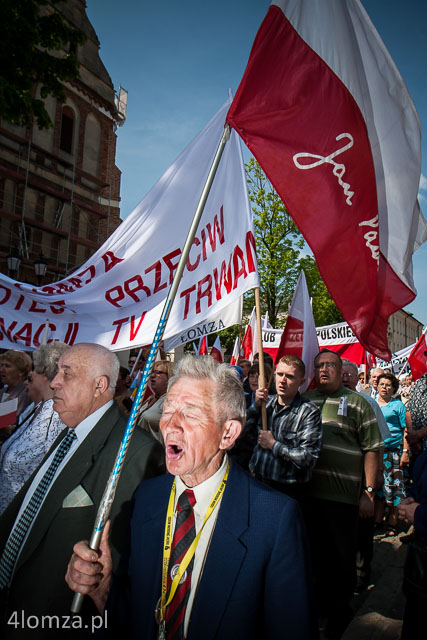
left=70, top=343, right=120, bottom=393
left=33, top=342, right=70, bottom=382
left=168, top=355, right=246, bottom=427
left=341, top=360, right=358, bottom=376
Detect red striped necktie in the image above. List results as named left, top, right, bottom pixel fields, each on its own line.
left=165, top=489, right=197, bottom=639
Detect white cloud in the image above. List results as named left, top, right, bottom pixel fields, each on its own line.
left=420, top=174, right=427, bottom=191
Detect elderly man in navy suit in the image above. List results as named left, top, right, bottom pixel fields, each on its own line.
left=67, top=355, right=316, bottom=639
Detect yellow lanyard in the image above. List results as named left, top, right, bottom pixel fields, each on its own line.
left=156, top=460, right=230, bottom=626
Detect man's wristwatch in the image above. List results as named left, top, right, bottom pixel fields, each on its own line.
left=364, top=485, right=375, bottom=495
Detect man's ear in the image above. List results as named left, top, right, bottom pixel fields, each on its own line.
left=219, top=419, right=242, bottom=450
left=94, top=375, right=109, bottom=396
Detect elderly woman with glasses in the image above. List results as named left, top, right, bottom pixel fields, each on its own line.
left=138, top=360, right=173, bottom=444
left=0, top=342, right=69, bottom=514
left=0, top=350, right=33, bottom=440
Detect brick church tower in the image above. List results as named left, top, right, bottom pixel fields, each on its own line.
left=0, top=0, right=126, bottom=285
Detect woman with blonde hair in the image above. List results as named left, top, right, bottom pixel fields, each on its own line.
left=0, top=350, right=32, bottom=438
left=0, top=342, right=69, bottom=514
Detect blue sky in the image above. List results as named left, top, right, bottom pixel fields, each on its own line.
left=86, top=0, right=427, bottom=328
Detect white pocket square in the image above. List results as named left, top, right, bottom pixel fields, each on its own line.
left=62, top=485, right=94, bottom=508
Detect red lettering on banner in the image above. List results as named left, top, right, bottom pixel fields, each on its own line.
left=180, top=285, right=196, bottom=320
left=206, top=206, right=225, bottom=253
left=145, top=261, right=167, bottom=294
left=201, top=228, right=207, bottom=261
left=163, top=249, right=181, bottom=284
left=186, top=237, right=201, bottom=272
left=13, top=323, right=33, bottom=347
left=67, top=277, right=83, bottom=289
left=124, top=276, right=151, bottom=302
left=52, top=282, right=75, bottom=294
left=245, top=231, right=257, bottom=273
left=196, top=275, right=212, bottom=313
left=0, top=286, right=11, bottom=305
left=232, top=245, right=247, bottom=289
left=178, top=238, right=255, bottom=320
left=33, top=322, right=56, bottom=347
left=0, top=318, right=17, bottom=342
left=39, top=269, right=93, bottom=296
left=130, top=314, right=146, bottom=341
left=14, top=294, right=25, bottom=311
left=77, top=265, right=96, bottom=285
left=49, top=300, right=66, bottom=314
left=29, top=299, right=46, bottom=313
left=111, top=317, right=129, bottom=345
left=102, top=251, right=124, bottom=272
left=105, top=286, right=125, bottom=308
left=106, top=276, right=151, bottom=308
left=213, top=258, right=233, bottom=300
left=64, top=322, right=79, bottom=345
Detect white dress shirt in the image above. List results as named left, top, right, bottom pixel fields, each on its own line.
left=173, top=454, right=228, bottom=637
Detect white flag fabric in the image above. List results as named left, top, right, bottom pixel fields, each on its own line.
left=274, top=271, right=319, bottom=391
left=210, top=336, right=223, bottom=362
left=241, top=307, right=258, bottom=362
left=230, top=336, right=240, bottom=365
left=227, top=0, right=427, bottom=360
left=0, top=99, right=258, bottom=351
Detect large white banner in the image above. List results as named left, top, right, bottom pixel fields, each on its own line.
left=164, top=296, right=242, bottom=352
left=0, top=100, right=259, bottom=351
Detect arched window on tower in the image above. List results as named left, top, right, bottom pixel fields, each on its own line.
left=59, top=106, right=75, bottom=154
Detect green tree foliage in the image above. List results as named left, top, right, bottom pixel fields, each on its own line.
left=0, top=0, right=86, bottom=130
left=245, top=158, right=304, bottom=327
left=299, top=255, right=343, bottom=326
left=243, top=158, right=342, bottom=330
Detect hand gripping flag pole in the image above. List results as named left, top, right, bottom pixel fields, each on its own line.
left=71, top=123, right=231, bottom=614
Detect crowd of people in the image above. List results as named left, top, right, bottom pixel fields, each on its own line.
left=0, top=342, right=426, bottom=639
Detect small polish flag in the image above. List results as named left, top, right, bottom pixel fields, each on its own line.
left=210, top=336, right=223, bottom=362
left=407, top=329, right=427, bottom=381
left=0, top=397, right=18, bottom=430
left=275, top=271, right=319, bottom=392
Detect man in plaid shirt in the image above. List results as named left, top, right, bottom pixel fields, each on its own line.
left=243, top=354, right=322, bottom=501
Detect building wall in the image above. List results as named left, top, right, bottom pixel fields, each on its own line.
left=387, top=309, right=423, bottom=353
left=0, top=0, right=124, bottom=285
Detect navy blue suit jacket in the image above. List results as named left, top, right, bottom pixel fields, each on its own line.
left=108, top=459, right=316, bottom=639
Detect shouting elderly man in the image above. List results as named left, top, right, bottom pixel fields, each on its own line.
left=0, top=343, right=164, bottom=639
left=66, top=355, right=316, bottom=640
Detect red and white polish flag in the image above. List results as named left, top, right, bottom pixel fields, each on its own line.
left=227, top=0, right=427, bottom=360
left=196, top=336, right=209, bottom=356
left=274, top=271, right=319, bottom=392
left=240, top=307, right=258, bottom=362
left=210, top=336, right=223, bottom=362
left=407, top=329, right=427, bottom=381
left=230, top=336, right=240, bottom=366
left=0, top=398, right=18, bottom=430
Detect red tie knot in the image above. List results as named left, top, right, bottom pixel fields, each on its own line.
left=177, top=489, right=196, bottom=512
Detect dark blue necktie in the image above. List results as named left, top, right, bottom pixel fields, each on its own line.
left=0, top=428, right=77, bottom=588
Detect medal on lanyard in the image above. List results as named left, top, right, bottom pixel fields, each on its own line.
left=154, top=460, right=230, bottom=632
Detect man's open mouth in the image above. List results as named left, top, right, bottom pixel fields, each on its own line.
left=167, top=444, right=184, bottom=460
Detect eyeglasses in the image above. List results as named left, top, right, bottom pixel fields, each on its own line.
left=342, top=372, right=356, bottom=378
left=151, top=371, right=167, bottom=377
left=314, top=362, right=337, bottom=370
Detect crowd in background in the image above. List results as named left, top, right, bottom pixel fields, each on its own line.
left=0, top=343, right=426, bottom=640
